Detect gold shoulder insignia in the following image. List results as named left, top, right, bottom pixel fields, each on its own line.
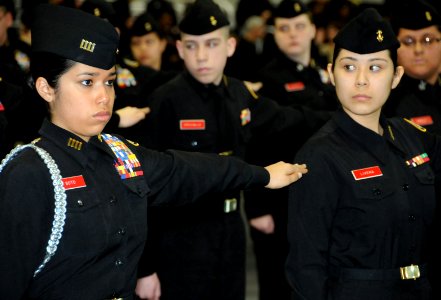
left=31, top=137, right=41, bottom=144
left=404, top=118, right=427, bottom=132
left=219, top=150, right=233, bottom=156
left=243, top=81, right=259, bottom=100
left=127, top=139, right=140, bottom=146
left=123, top=58, right=140, bottom=68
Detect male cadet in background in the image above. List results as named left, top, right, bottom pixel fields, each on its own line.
left=243, top=2, right=337, bottom=299
left=383, top=0, right=441, bottom=134
left=382, top=1, right=441, bottom=297
left=134, top=1, right=326, bottom=299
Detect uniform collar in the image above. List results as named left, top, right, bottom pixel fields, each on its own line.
left=38, top=119, right=99, bottom=169
left=276, top=50, right=311, bottom=72
left=400, top=73, right=441, bottom=90
left=183, top=71, right=229, bottom=101
left=333, top=109, right=391, bottom=164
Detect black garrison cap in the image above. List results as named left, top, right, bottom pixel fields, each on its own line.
left=333, top=7, right=400, bottom=54
left=179, top=0, right=230, bottom=35
left=31, top=4, right=119, bottom=70
left=274, top=0, right=309, bottom=18
left=79, top=0, right=118, bottom=28
left=130, top=13, right=164, bottom=38
left=390, top=0, right=440, bottom=32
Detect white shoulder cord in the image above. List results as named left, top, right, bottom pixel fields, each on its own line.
left=0, top=144, right=67, bottom=277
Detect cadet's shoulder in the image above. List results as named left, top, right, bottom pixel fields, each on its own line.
left=0, top=144, right=50, bottom=179
left=389, top=117, right=428, bottom=134
left=224, top=76, right=260, bottom=100
left=121, top=57, right=140, bottom=69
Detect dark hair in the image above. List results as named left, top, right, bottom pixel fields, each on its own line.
left=331, top=46, right=398, bottom=71
left=30, top=52, right=77, bottom=89
left=0, top=0, right=16, bottom=19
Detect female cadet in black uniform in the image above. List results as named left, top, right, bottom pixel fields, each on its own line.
left=287, top=8, right=441, bottom=300
left=0, top=4, right=307, bottom=299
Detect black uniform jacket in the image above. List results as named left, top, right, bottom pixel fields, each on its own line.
left=145, top=71, right=320, bottom=156
left=257, top=51, right=337, bottom=110
left=106, top=58, right=177, bottom=141
left=0, top=76, right=25, bottom=158
left=0, top=36, right=42, bottom=148
left=137, top=71, right=320, bottom=279
left=244, top=52, right=337, bottom=220
left=383, top=74, right=441, bottom=135
left=287, top=109, right=441, bottom=299
left=0, top=119, right=269, bottom=300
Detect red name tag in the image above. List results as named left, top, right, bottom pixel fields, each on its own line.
left=410, top=115, right=433, bottom=126
left=284, top=81, right=305, bottom=92
left=351, top=166, right=383, bottom=180
left=62, top=175, right=87, bottom=190
left=180, top=119, right=206, bottom=130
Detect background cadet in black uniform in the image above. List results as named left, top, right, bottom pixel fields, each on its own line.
left=134, top=1, right=325, bottom=299
left=0, top=0, right=28, bottom=156
left=253, top=0, right=335, bottom=108
left=113, top=12, right=179, bottom=143
left=242, top=2, right=337, bottom=299
left=287, top=7, right=441, bottom=300
left=144, top=0, right=183, bottom=73
left=0, top=73, right=25, bottom=158
left=0, top=0, right=31, bottom=84
left=78, top=0, right=152, bottom=137
left=383, top=0, right=441, bottom=134
left=384, top=2, right=441, bottom=295
left=0, top=4, right=307, bottom=299
left=0, top=0, right=46, bottom=148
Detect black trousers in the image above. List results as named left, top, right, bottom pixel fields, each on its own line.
left=155, top=210, right=246, bottom=300
left=250, top=225, right=291, bottom=300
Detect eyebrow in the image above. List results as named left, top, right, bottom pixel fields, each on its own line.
left=76, top=71, right=117, bottom=77
left=183, top=37, right=221, bottom=44
left=338, top=56, right=389, bottom=63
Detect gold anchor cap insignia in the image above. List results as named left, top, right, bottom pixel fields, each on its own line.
left=294, top=3, right=301, bottom=12
left=376, top=30, right=384, bottom=42
left=425, top=11, right=432, bottom=21
left=93, top=8, right=101, bottom=17
left=145, top=22, right=152, bottom=31
left=210, top=16, right=217, bottom=26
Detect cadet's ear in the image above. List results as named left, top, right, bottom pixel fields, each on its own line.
left=227, top=36, right=237, bottom=57
left=35, top=77, right=55, bottom=103
left=327, top=63, right=335, bottom=86
left=391, top=66, right=404, bottom=89
left=176, top=39, right=184, bottom=60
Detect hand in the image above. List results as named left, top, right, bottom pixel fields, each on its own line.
left=135, top=273, right=161, bottom=300
left=250, top=214, right=275, bottom=234
left=115, top=106, right=150, bottom=128
left=264, top=162, right=307, bottom=189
